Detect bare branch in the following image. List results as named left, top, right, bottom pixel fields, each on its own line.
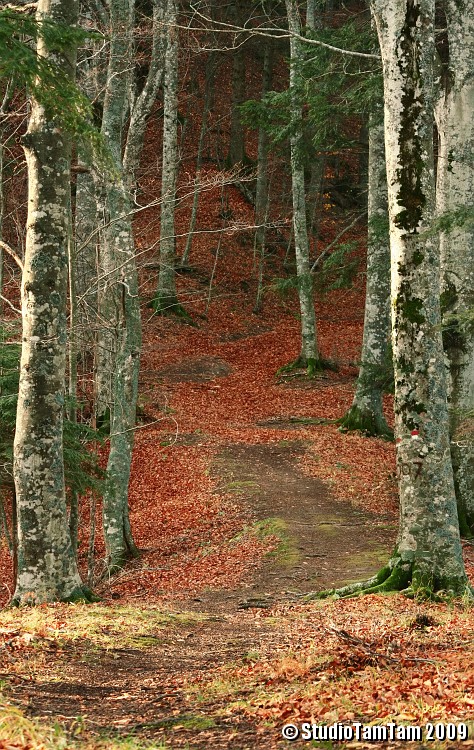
left=0, top=240, right=23, bottom=272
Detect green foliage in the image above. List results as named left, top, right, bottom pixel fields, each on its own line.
left=314, top=241, right=359, bottom=294
left=0, top=327, right=104, bottom=502
left=0, top=9, right=103, bottom=150
left=240, top=18, right=381, bottom=154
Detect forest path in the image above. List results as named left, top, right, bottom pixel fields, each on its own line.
left=12, top=442, right=398, bottom=750
left=176, top=440, right=397, bottom=614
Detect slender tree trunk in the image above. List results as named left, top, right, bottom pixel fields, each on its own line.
left=13, top=0, right=94, bottom=604
left=253, top=39, right=274, bottom=313
left=284, top=0, right=322, bottom=375
left=152, top=0, right=184, bottom=315
left=436, top=0, right=474, bottom=534
left=123, top=0, right=167, bottom=192
left=339, top=119, right=392, bottom=437
left=225, top=0, right=248, bottom=167
left=96, top=0, right=142, bottom=571
left=181, top=52, right=217, bottom=267
left=95, top=0, right=134, bottom=424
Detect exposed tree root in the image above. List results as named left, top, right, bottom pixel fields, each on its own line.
left=277, top=355, right=336, bottom=379
left=304, top=553, right=474, bottom=602
left=148, top=295, right=195, bottom=325
left=338, top=403, right=393, bottom=440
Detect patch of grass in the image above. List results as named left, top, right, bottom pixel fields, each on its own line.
left=254, top=517, right=300, bottom=567
left=344, top=548, right=390, bottom=570
left=0, top=604, right=206, bottom=651
left=0, top=698, right=169, bottom=749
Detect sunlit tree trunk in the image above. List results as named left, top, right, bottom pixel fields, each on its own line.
left=13, top=0, right=94, bottom=604
left=284, top=0, right=322, bottom=375
left=339, top=119, right=391, bottom=437
left=436, top=0, right=474, bottom=534
left=357, top=0, right=470, bottom=596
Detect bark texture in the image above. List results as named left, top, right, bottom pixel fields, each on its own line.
left=284, top=0, right=321, bottom=375
left=153, top=0, right=182, bottom=315
left=365, top=0, right=470, bottom=596
left=13, top=0, right=93, bottom=604
left=339, top=120, right=392, bottom=437
left=436, top=0, right=474, bottom=533
left=96, top=0, right=142, bottom=570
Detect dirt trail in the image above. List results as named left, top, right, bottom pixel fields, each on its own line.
left=14, top=441, right=398, bottom=749
left=12, top=354, right=399, bottom=748
left=177, top=441, right=396, bottom=614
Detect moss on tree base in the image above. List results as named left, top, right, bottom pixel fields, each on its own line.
left=338, top=403, right=393, bottom=440
left=149, top=295, right=194, bottom=324
left=11, top=585, right=101, bottom=607
left=305, top=552, right=474, bottom=602
left=277, top=355, right=335, bottom=379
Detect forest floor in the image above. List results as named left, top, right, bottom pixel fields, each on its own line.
left=1, top=229, right=474, bottom=748
left=1, top=149, right=474, bottom=748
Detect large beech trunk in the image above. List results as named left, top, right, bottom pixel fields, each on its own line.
left=366, top=0, right=469, bottom=596
left=436, top=0, right=474, bottom=534
left=13, top=0, right=93, bottom=604
left=311, top=0, right=471, bottom=600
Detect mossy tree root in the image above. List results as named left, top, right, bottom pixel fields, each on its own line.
left=338, top=403, right=393, bottom=440
left=304, top=553, right=474, bottom=602
left=11, top=585, right=101, bottom=606
left=277, top=355, right=336, bottom=379
left=149, top=295, right=195, bottom=325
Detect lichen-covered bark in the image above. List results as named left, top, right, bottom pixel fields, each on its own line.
left=123, top=0, right=167, bottom=191
left=340, top=120, right=392, bottom=437
left=436, top=0, right=474, bottom=533
left=366, top=0, right=470, bottom=596
left=13, top=0, right=93, bottom=604
left=95, top=0, right=141, bottom=570
left=153, top=0, right=181, bottom=314
left=285, top=0, right=322, bottom=374
left=95, top=0, right=135, bottom=422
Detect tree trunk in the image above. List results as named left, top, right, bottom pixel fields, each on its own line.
left=284, top=0, right=322, bottom=375
left=339, top=119, right=392, bottom=438
left=123, top=0, right=167, bottom=192
left=152, top=0, right=184, bottom=316
left=253, top=38, right=274, bottom=313
left=95, top=0, right=134, bottom=424
left=312, top=0, right=471, bottom=600
left=13, top=0, right=94, bottom=605
left=96, top=0, right=142, bottom=571
left=436, top=0, right=474, bottom=534
left=226, top=1, right=248, bottom=167
left=358, top=0, right=469, bottom=596
left=181, top=52, right=217, bottom=267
